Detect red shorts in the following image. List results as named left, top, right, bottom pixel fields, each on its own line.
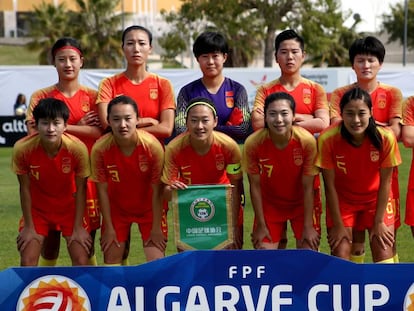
left=326, top=198, right=395, bottom=230
left=391, top=167, right=400, bottom=228
left=83, top=180, right=101, bottom=232
left=256, top=204, right=308, bottom=243
left=102, top=208, right=168, bottom=243
left=18, top=207, right=76, bottom=237
left=405, top=189, right=414, bottom=226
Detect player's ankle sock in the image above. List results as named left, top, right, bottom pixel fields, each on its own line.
left=393, top=253, right=399, bottom=263
left=38, top=257, right=57, bottom=267
left=376, top=257, right=394, bottom=264
left=88, top=254, right=97, bottom=266
left=104, top=263, right=121, bottom=266
left=122, top=258, right=130, bottom=266
left=350, top=253, right=365, bottom=264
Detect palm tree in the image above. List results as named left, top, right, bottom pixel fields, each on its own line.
left=73, top=0, right=124, bottom=68
left=26, top=2, right=72, bottom=65
left=26, top=0, right=124, bottom=68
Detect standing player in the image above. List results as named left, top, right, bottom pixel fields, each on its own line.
left=91, top=95, right=166, bottom=264
left=162, top=97, right=243, bottom=249
left=96, top=25, right=175, bottom=140
left=25, top=37, right=101, bottom=266
left=96, top=25, right=175, bottom=264
left=317, top=87, right=401, bottom=263
left=175, top=31, right=251, bottom=142
left=13, top=98, right=91, bottom=266
left=244, top=92, right=320, bottom=250
left=329, top=36, right=403, bottom=263
left=401, top=96, right=414, bottom=237
left=251, top=29, right=329, bottom=249
left=175, top=31, right=250, bottom=247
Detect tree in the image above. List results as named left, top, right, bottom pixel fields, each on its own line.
left=72, top=0, right=124, bottom=68
left=25, top=2, right=72, bottom=65
left=298, top=0, right=363, bottom=67
left=26, top=0, right=124, bottom=68
left=159, top=0, right=362, bottom=68
left=242, top=0, right=301, bottom=67
left=381, top=0, right=414, bottom=49
left=160, top=0, right=264, bottom=67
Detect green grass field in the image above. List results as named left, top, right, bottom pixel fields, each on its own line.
left=0, top=144, right=413, bottom=269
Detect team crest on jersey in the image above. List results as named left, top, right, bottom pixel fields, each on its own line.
left=190, top=197, right=215, bottom=222
left=370, top=150, right=380, bottom=162
left=303, top=88, right=311, bottom=105
left=215, top=154, right=225, bottom=171
left=139, top=155, right=149, bottom=172
left=61, top=157, right=72, bottom=174
left=16, top=275, right=91, bottom=311
left=150, top=89, right=158, bottom=100
left=293, top=148, right=303, bottom=166
left=377, top=94, right=387, bottom=109
left=226, top=97, right=234, bottom=108
left=225, top=91, right=234, bottom=108
left=81, top=99, right=90, bottom=112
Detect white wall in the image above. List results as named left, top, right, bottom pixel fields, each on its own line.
left=1, top=66, right=414, bottom=116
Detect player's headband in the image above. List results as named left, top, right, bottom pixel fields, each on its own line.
left=53, top=46, right=82, bottom=57
left=185, top=101, right=217, bottom=117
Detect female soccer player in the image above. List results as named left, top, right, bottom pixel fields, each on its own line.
left=317, top=87, right=401, bottom=263
left=13, top=98, right=91, bottom=266
left=329, top=36, right=403, bottom=263
left=96, top=25, right=174, bottom=264
left=174, top=31, right=250, bottom=247
left=251, top=29, right=329, bottom=250
left=91, top=95, right=166, bottom=264
left=162, top=97, right=243, bottom=249
left=175, top=31, right=251, bottom=142
left=25, top=37, right=101, bottom=266
left=96, top=25, right=175, bottom=140
left=243, top=92, right=320, bottom=250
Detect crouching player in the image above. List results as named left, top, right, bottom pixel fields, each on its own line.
left=12, top=98, right=92, bottom=266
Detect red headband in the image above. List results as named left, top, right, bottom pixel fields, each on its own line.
left=53, top=46, right=82, bottom=57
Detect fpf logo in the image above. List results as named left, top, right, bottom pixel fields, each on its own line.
left=16, top=275, right=91, bottom=311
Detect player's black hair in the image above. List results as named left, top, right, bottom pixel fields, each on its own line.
left=193, top=31, right=228, bottom=58
left=107, top=95, right=139, bottom=120
left=122, top=25, right=153, bottom=46
left=33, top=98, right=70, bottom=124
left=274, top=29, right=304, bottom=52
left=349, top=36, right=385, bottom=64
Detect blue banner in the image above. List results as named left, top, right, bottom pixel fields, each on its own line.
left=2, top=250, right=414, bottom=310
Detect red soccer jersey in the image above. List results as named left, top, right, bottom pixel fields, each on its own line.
left=403, top=96, right=414, bottom=191
left=27, top=85, right=98, bottom=150
left=243, top=126, right=319, bottom=209
left=161, top=131, right=242, bottom=185
left=329, top=82, right=402, bottom=123
left=253, top=77, right=328, bottom=116
left=12, top=133, right=90, bottom=215
left=316, top=123, right=401, bottom=204
left=90, top=129, right=164, bottom=216
left=96, top=72, right=175, bottom=125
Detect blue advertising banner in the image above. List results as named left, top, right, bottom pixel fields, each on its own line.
left=1, top=250, right=414, bottom=310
